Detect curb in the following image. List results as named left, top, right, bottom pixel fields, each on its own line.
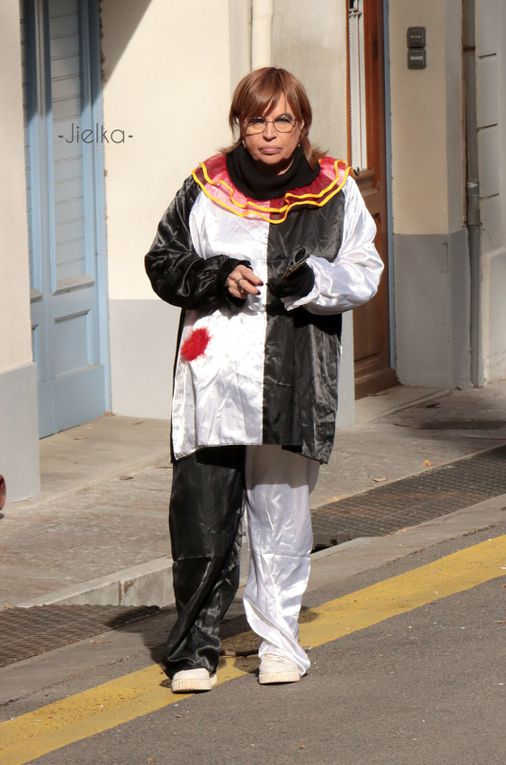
left=15, top=542, right=251, bottom=610
left=13, top=536, right=378, bottom=610
left=306, top=496, right=506, bottom=596
left=16, top=557, right=175, bottom=609
left=14, top=493, right=506, bottom=611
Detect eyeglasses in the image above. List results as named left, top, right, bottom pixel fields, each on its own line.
left=243, top=115, right=298, bottom=135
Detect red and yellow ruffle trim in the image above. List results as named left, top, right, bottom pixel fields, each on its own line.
left=192, top=154, right=350, bottom=224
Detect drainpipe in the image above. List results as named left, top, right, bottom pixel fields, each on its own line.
left=251, top=0, right=273, bottom=69
left=463, top=0, right=483, bottom=386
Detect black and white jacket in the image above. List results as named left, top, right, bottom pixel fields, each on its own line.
left=145, top=154, right=383, bottom=463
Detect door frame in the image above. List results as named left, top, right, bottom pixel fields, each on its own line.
left=347, top=0, right=397, bottom=397
left=84, top=0, right=111, bottom=411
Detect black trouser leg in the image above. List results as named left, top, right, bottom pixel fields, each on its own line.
left=164, top=446, right=245, bottom=677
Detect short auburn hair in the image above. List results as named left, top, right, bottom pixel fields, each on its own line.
left=224, top=67, right=324, bottom=169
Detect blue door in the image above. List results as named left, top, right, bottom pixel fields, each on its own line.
left=22, top=0, right=108, bottom=438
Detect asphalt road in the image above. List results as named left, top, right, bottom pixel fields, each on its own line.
left=1, top=524, right=505, bottom=765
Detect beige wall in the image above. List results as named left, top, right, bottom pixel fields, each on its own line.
left=476, top=0, right=506, bottom=381
left=0, top=0, right=40, bottom=500
left=389, top=0, right=472, bottom=388
left=229, top=0, right=251, bottom=89
left=0, top=0, right=33, bottom=374
left=272, top=0, right=354, bottom=424
left=272, top=0, right=348, bottom=159
left=101, top=0, right=234, bottom=416
left=101, top=0, right=233, bottom=302
left=389, top=0, right=465, bottom=235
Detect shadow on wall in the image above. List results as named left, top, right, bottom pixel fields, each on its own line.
left=23, top=0, right=153, bottom=122
left=100, top=0, right=152, bottom=80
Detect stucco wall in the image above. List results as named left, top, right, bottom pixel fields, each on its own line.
left=271, top=0, right=354, bottom=426
left=0, top=0, right=40, bottom=499
left=389, top=0, right=464, bottom=235
left=389, top=0, right=471, bottom=388
left=272, top=0, right=348, bottom=160
left=229, top=0, right=251, bottom=90
left=476, top=0, right=506, bottom=381
left=0, top=0, right=33, bottom=374
left=100, top=0, right=233, bottom=417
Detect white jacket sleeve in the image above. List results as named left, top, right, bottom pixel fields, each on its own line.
left=283, top=175, right=384, bottom=315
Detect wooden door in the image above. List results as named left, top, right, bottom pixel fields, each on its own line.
left=22, top=0, right=108, bottom=437
left=348, top=0, right=397, bottom=397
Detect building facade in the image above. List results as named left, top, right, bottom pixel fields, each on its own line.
left=1, top=0, right=505, bottom=500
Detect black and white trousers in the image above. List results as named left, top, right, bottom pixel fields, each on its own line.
left=164, top=444, right=319, bottom=677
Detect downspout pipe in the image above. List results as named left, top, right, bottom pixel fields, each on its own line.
left=463, top=0, right=483, bottom=386
left=251, top=0, right=273, bottom=69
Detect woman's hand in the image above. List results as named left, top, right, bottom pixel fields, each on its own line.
left=226, top=264, right=263, bottom=299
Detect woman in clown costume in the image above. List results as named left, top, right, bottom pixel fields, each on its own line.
left=145, top=67, right=383, bottom=692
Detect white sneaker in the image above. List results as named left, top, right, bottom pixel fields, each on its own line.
left=258, top=653, right=302, bottom=684
left=171, top=668, right=217, bottom=693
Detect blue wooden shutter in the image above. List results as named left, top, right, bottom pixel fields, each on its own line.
left=23, top=0, right=108, bottom=437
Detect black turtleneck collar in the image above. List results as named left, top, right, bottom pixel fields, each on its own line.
left=225, top=144, right=320, bottom=201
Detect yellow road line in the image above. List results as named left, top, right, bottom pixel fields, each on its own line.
left=1, top=535, right=505, bottom=765
left=300, top=533, right=506, bottom=648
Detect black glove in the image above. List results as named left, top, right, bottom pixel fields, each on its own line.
left=269, top=262, right=315, bottom=300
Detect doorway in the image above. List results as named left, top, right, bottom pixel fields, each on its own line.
left=348, top=0, right=397, bottom=397
left=22, top=0, right=108, bottom=437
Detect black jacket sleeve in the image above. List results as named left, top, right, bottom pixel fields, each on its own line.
left=144, top=176, right=246, bottom=309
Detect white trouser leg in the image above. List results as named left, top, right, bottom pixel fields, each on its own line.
left=243, top=445, right=319, bottom=674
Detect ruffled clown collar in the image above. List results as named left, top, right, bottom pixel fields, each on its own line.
left=192, top=152, right=350, bottom=225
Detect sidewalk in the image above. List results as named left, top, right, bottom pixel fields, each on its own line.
left=2, top=382, right=506, bottom=610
